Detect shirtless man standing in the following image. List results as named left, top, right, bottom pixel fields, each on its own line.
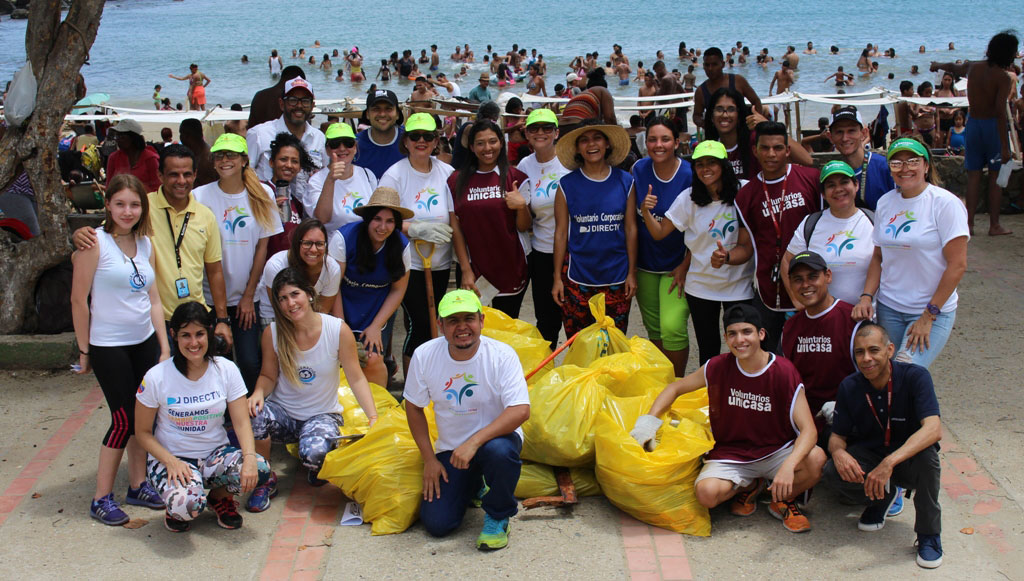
left=430, top=45, right=440, bottom=71
left=770, top=60, right=796, bottom=127
left=932, top=30, right=1018, bottom=236
left=451, top=46, right=463, bottom=62
left=785, top=46, right=800, bottom=70
left=894, top=81, right=915, bottom=137
left=693, top=47, right=763, bottom=130
left=682, top=65, right=697, bottom=92
left=616, top=61, right=631, bottom=86
left=638, top=72, right=658, bottom=118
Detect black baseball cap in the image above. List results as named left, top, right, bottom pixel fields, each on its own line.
left=722, top=303, right=763, bottom=331
left=362, top=89, right=404, bottom=125
left=789, top=250, right=828, bottom=272
left=829, top=106, right=864, bottom=128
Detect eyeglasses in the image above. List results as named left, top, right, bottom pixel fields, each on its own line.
left=526, top=124, right=557, bottom=134
left=887, top=157, right=925, bottom=171
left=713, top=106, right=738, bottom=115
left=327, top=137, right=356, bottom=149
left=406, top=132, right=436, bottom=142
left=283, top=96, right=314, bottom=107
left=212, top=151, right=241, bottom=161
left=300, top=240, right=327, bottom=249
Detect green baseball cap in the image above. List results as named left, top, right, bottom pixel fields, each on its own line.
left=404, top=112, right=437, bottom=133
left=819, top=160, right=856, bottom=182
left=886, top=137, right=930, bottom=161
left=525, top=108, right=558, bottom=127
left=210, top=132, right=248, bottom=155
left=325, top=122, right=356, bottom=140
left=437, top=289, right=482, bottom=318
left=692, top=140, right=727, bottom=160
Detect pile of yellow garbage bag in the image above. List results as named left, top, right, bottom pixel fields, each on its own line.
left=318, top=293, right=714, bottom=536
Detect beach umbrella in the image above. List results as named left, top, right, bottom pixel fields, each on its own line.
left=73, top=93, right=110, bottom=109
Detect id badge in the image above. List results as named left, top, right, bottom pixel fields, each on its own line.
left=770, top=263, right=781, bottom=283
left=174, top=278, right=190, bottom=299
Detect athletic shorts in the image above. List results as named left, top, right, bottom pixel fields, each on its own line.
left=619, top=79, right=629, bottom=86
left=696, top=444, right=795, bottom=489
left=965, top=116, right=1001, bottom=171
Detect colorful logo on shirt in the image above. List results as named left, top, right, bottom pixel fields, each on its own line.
left=443, top=373, right=477, bottom=405
left=414, top=187, right=440, bottom=212
left=137, top=384, right=145, bottom=394
left=298, top=366, right=316, bottom=384
left=707, top=211, right=738, bottom=239
left=825, top=230, right=857, bottom=256
left=884, top=210, right=916, bottom=239
left=534, top=173, right=560, bottom=198
left=221, top=206, right=251, bottom=234
left=129, top=270, right=146, bottom=291
left=341, top=191, right=365, bottom=213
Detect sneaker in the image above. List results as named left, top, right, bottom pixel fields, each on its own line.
left=164, top=514, right=190, bottom=533
left=470, top=477, right=490, bottom=508
left=769, top=500, right=812, bottom=533
left=887, top=486, right=905, bottom=517
left=90, top=493, right=130, bottom=526
left=858, top=486, right=898, bottom=531
left=729, top=478, right=764, bottom=517
left=476, top=514, right=510, bottom=550
left=210, top=495, right=243, bottom=529
left=246, top=471, right=278, bottom=513
left=125, top=481, right=165, bottom=509
left=916, top=534, right=943, bottom=568
left=306, top=468, right=327, bottom=487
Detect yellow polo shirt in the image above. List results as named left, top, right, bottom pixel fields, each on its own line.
left=149, top=188, right=221, bottom=319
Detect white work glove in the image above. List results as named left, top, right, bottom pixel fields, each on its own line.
left=817, top=401, right=836, bottom=426
left=629, top=414, right=663, bottom=452
left=408, top=221, right=453, bottom=244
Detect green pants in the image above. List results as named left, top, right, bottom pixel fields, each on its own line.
left=635, top=270, right=690, bottom=351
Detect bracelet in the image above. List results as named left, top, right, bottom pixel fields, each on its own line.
left=859, top=293, right=874, bottom=300
left=79, top=348, right=89, bottom=356
left=724, top=251, right=730, bottom=265
left=243, top=453, right=256, bottom=458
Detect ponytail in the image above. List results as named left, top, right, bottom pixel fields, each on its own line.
left=242, top=166, right=279, bottom=231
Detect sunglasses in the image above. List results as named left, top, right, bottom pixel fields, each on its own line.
left=212, top=151, right=242, bottom=161
left=327, top=137, right=356, bottom=149
left=526, top=124, right=557, bottom=134
left=406, top=131, right=436, bottom=142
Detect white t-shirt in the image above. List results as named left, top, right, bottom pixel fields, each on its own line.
left=404, top=336, right=530, bottom=453
left=441, top=82, right=461, bottom=98
left=259, top=250, right=342, bottom=319
left=379, top=157, right=456, bottom=270
left=328, top=230, right=412, bottom=271
left=787, top=209, right=875, bottom=306
left=304, top=165, right=378, bottom=232
left=872, top=185, right=969, bottom=313
left=664, top=190, right=754, bottom=301
left=517, top=153, right=571, bottom=253
left=268, top=314, right=346, bottom=421
left=193, top=181, right=283, bottom=306
left=137, top=357, right=247, bottom=459
left=89, top=230, right=156, bottom=346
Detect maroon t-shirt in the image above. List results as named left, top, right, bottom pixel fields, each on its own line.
left=780, top=299, right=859, bottom=425
left=704, top=352, right=802, bottom=462
left=726, top=133, right=761, bottom=181
left=735, top=164, right=821, bottom=310
left=448, top=167, right=529, bottom=294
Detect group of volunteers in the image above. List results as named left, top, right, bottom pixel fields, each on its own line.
left=68, top=40, right=971, bottom=564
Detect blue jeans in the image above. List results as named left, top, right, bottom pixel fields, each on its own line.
left=876, top=302, right=956, bottom=369
left=228, top=304, right=263, bottom=393
left=419, top=433, right=522, bottom=537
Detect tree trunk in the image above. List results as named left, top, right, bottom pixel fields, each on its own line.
left=0, top=0, right=104, bottom=333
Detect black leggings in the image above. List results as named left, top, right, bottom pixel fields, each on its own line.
left=89, top=333, right=161, bottom=449
left=685, top=294, right=750, bottom=365
left=528, top=250, right=563, bottom=351
left=402, top=267, right=451, bottom=357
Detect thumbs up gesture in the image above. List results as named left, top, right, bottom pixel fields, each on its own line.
left=710, top=240, right=729, bottom=268
left=505, top=180, right=527, bottom=210
left=329, top=148, right=348, bottom=180
left=641, top=184, right=657, bottom=213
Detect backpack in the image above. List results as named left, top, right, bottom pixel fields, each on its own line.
left=80, top=144, right=102, bottom=176
left=803, top=208, right=874, bottom=242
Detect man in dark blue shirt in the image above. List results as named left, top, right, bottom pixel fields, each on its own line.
left=824, top=322, right=943, bottom=569
left=354, top=90, right=405, bottom=180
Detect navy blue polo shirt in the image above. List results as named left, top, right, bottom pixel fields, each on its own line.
left=832, top=360, right=940, bottom=453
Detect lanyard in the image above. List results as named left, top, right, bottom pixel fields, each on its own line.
left=864, top=364, right=893, bottom=447
left=760, top=170, right=788, bottom=248
left=164, top=209, right=191, bottom=273
left=856, top=150, right=870, bottom=204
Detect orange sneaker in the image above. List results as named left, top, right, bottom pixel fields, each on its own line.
left=769, top=500, right=811, bottom=533
left=729, top=478, right=764, bottom=517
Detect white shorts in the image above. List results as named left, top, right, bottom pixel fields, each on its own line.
left=696, top=444, right=794, bottom=489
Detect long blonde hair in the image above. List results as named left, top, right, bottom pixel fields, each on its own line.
left=241, top=166, right=279, bottom=230
left=270, top=267, right=318, bottom=386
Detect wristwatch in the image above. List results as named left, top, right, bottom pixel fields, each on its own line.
left=216, top=317, right=231, bottom=325
left=925, top=303, right=940, bottom=318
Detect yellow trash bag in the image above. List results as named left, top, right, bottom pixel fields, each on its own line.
left=520, top=365, right=612, bottom=467
left=481, top=306, right=553, bottom=382
left=285, top=380, right=399, bottom=458
left=668, top=388, right=712, bottom=440
left=515, top=461, right=602, bottom=498
left=319, top=406, right=424, bottom=535
left=594, top=393, right=715, bottom=536
left=591, top=337, right=676, bottom=398
left=563, top=294, right=632, bottom=368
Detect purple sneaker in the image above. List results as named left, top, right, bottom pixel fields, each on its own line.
left=126, top=481, right=165, bottom=509
left=90, top=493, right=130, bottom=526
left=245, top=471, right=278, bottom=513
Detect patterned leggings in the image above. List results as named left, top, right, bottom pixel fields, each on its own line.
left=251, top=399, right=344, bottom=471
left=560, top=266, right=632, bottom=338
left=147, top=444, right=270, bottom=522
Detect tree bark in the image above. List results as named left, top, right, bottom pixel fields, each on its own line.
left=0, top=0, right=104, bottom=333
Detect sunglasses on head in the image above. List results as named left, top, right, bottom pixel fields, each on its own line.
left=406, top=131, right=436, bottom=142
left=327, top=137, right=356, bottom=149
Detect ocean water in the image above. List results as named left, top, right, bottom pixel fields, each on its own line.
left=1, top=0, right=1022, bottom=125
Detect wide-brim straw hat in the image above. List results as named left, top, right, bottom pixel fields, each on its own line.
left=555, top=123, right=631, bottom=170
left=353, top=187, right=415, bottom=220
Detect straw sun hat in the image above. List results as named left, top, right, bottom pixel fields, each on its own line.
left=353, top=187, right=414, bottom=220
left=555, top=123, right=631, bottom=170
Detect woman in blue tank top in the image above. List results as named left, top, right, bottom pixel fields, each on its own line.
left=552, top=119, right=637, bottom=337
